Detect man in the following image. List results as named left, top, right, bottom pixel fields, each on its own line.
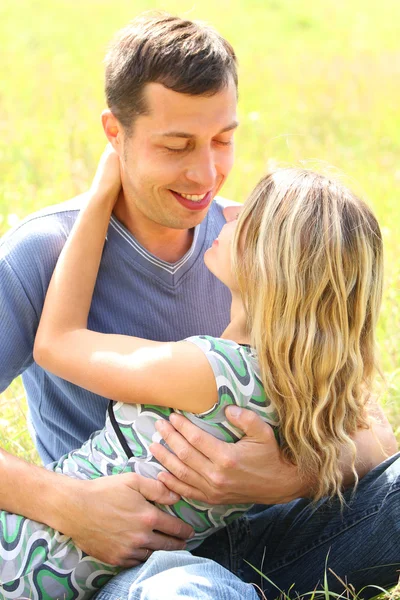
left=0, top=12, right=398, bottom=599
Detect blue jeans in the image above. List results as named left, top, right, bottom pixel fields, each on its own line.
left=95, top=453, right=400, bottom=599
left=95, top=551, right=258, bottom=599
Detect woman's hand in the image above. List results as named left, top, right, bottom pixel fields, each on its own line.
left=89, top=144, right=122, bottom=206
left=34, top=144, right=123, bottom=370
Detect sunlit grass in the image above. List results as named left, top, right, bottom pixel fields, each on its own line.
left=247, top=557, right=400, bottom=600
left=0, top=2, right=399, bottom=595
left=0, top=380, right=39, bottom=464
left=1, top=0, right=398, bottom=460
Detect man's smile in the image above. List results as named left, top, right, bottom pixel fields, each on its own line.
left=169, top=189, right=213, bottom=211
left=179, top=192, right=207, bottom=201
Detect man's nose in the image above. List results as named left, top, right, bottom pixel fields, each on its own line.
left=185, top=148, right=217, bottom=189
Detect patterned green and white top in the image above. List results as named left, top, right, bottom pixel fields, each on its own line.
left=0, top=337, right=279, bottom=599
left=53, top=336, right=279, bottom=549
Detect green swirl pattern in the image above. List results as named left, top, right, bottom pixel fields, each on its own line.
left=0, top=336, right=278, bottom=599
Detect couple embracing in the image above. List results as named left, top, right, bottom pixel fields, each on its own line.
left=0, top=12, right=398, bottom=600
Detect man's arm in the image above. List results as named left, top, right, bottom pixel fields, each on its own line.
left=150, top=405, right=398, bottom=505
left=0, top=222, right=192, bottom=563
left=0, top=449, right=191, bottom=565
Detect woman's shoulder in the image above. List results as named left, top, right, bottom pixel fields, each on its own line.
left=185, top=334, right=251, bottom=352
left=182, top=336, right=278, bottom=426
left=184, top=335, right=258, bottom=376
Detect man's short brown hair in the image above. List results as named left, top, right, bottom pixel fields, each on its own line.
left=105, top=12, right=238, bottom=131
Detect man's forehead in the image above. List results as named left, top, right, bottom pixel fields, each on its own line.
left=140, top=81, right=238, bottom=133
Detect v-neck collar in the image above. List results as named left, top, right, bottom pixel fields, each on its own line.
left=107, top=214, right=208, bottom=287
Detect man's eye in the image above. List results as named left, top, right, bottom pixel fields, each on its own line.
left=165, top=146, right=187, bottom=153
left=214, top=139, right=233, bottom=147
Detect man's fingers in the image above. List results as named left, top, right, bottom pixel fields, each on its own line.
left=225, top=406, right=277, bottom=442
left=151, top=503, right=194, bottom=541
left=150, top=440, right=208, bottom=492
left=124, top=472, right=180, bottom=505
left=118, top=558, right=142, bottom=569
left=157, top=471, right=208, bottom=503
left=118, top=548, right=153, bottom=568
left=118, top=472, right=193, bottom=539
left=146, top=531, right=188, bottom=552
left=163, top=414, right=226, bottom=462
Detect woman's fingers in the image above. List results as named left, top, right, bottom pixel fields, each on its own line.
left=90, top=144, right=121, bottom=199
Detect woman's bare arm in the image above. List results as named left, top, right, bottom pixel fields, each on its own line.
left=33, top=147, right=217, bottom=415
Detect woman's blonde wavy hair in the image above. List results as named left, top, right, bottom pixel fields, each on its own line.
left=232, top=168, right=383, bottom=501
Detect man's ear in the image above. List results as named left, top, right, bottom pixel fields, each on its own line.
left=101, top=110, right=122, bottom=153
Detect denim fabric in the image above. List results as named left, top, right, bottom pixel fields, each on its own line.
left=195, top=452, right=400, bottom=599
left=95, top=453, right=400, bottom=599
left=94, top=551, right=259, bottom=599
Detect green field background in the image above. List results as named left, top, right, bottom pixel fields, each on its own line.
left=0, top=0, right=399, bottom=464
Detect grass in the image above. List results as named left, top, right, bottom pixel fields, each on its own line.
left=251, top=571, right=400, bottom=600
left=247, top=549, right=400, bottom=600
left=0, top=0, right=399, bottom=597
left=1, top=0, right=399, bottom=458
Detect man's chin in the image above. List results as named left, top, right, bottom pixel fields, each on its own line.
left=177, top=208, right=212, bottom=230
left=162, top=203, right=214, bottom=231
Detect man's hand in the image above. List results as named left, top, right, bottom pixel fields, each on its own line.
left=150, top=404, right=397, bottom=506
left=150, top=407, right=309, bottom=505
left=51, top=472, right=193, bottom=567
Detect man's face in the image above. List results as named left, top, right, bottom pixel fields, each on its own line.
left=117, top=81, right=238, bottom=231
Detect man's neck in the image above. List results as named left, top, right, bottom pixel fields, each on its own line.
left=113, top=192, right=194, bottom=263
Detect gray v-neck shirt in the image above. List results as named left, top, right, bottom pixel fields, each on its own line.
left=0, top=195, right=237, bottom=463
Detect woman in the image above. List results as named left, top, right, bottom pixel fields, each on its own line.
left=0, top=148, right=384, bottom=599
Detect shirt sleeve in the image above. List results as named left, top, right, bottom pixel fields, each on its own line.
left=0, top=217, right=69, bottom=392
left=0, top=257, right=39, bottom=391
left=181, top=336, right=278, bottom=442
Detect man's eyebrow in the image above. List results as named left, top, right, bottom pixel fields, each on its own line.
left=157, top=121, right=239, bottom=139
